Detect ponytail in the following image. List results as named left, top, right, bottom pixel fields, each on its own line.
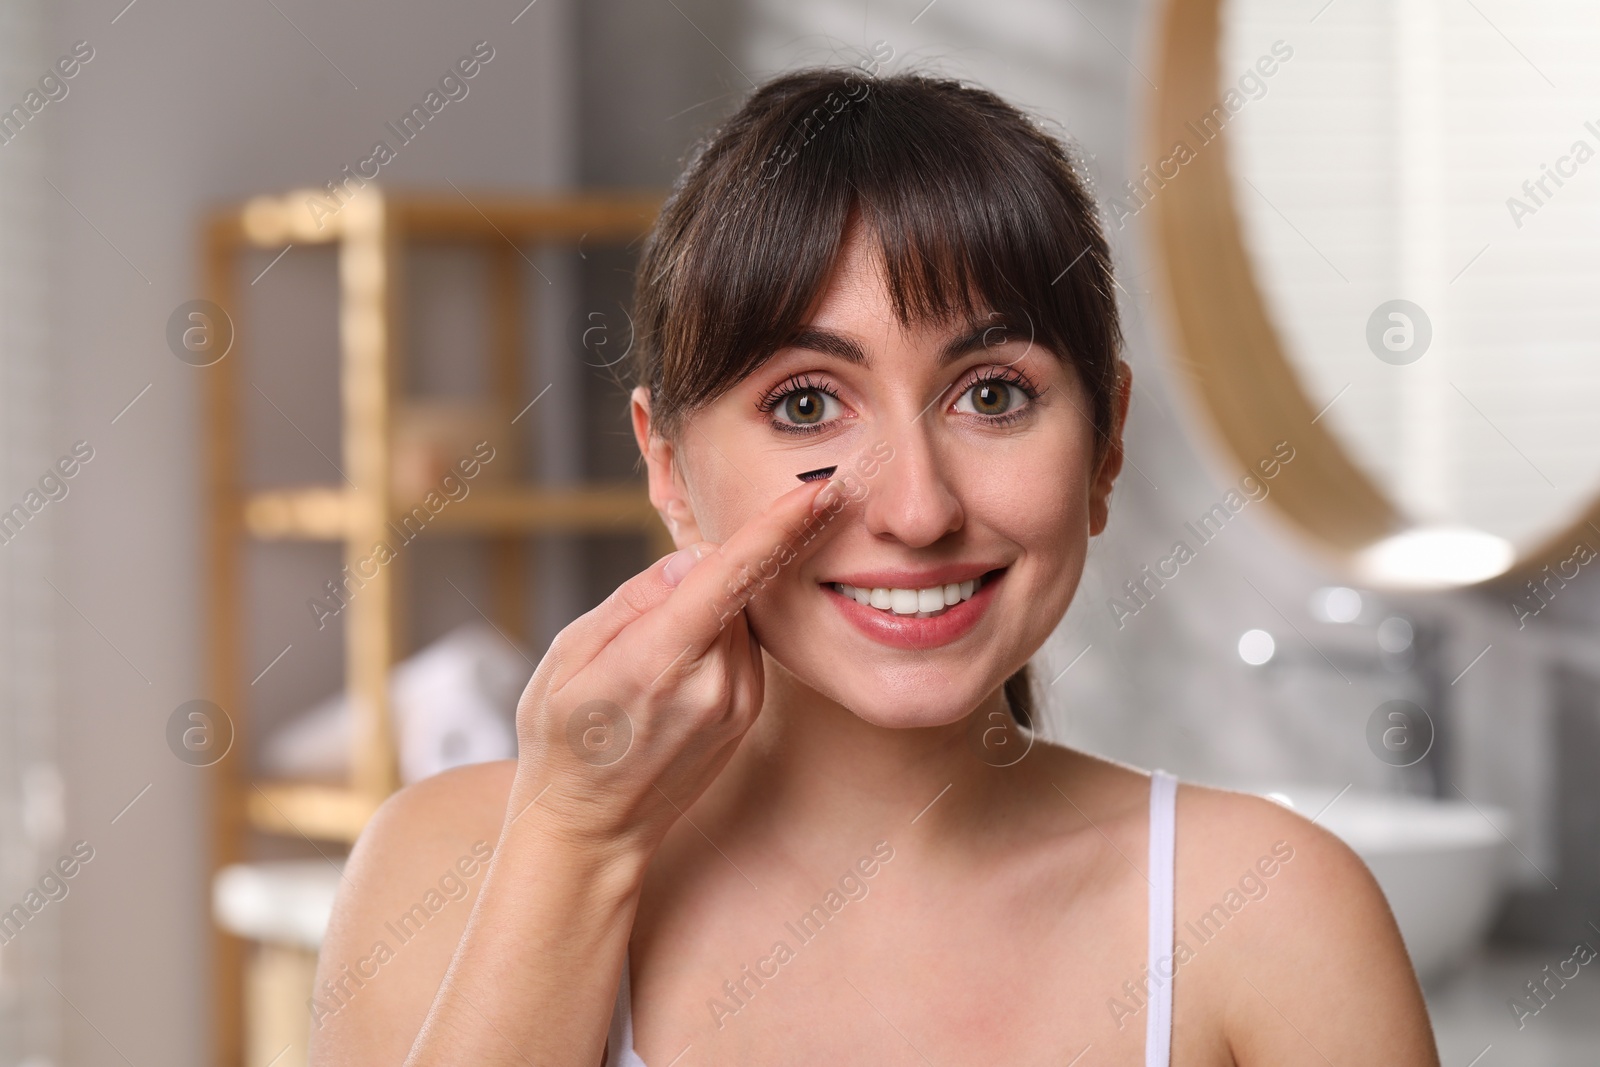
left=1002, top=664, right=1036, bottom=729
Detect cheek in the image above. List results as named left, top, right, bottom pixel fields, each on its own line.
left=962, top=431, right=1089, bottom=556
left=689, top=483, right=753, bottom=544
left=960, top=428, right=1095, bottom=639
left=677, top=439, right=767, bottom=544
left=976, top=457, right=1079, bottom=528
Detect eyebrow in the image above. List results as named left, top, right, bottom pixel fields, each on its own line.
left=780, top=320, right=1019, bottom=368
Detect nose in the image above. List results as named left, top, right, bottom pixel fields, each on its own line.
left=860, top=424, right=964, bottom=548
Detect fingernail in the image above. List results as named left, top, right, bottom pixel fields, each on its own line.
left=662, top=545, right=706, bottom=586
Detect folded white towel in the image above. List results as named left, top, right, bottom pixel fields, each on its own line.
left=262, top=622, right=525, bottom=785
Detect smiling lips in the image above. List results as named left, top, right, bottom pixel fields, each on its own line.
left=829, top=574, right=986, bottom=618
left=820, top=567, right=1005, bottom=649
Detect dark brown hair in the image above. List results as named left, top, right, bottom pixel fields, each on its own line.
left=631, top=64, right=1124, bottom=727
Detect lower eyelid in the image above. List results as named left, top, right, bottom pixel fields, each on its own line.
left=771, top=416, right=844, bottom=437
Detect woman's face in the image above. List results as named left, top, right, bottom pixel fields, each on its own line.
left=633, top=221, right=1129, bottom=728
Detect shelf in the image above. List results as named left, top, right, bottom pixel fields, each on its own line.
left=229, top=188, right=665, bottom=247
left=247, top=781, right=385, bottom=843
left=205, top=186, right=668, bottom=1067
left=243, top=487, right=349, bottom=539
left=244, top=484, right=660, bottom=540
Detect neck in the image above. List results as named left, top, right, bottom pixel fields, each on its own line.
left=692, top=648, right=1030, bottom=861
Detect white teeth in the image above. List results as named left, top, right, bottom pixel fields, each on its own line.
left=831, top=574, right=988, bottom=618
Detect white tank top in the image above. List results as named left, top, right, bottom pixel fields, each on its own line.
left=606, top=769, right=1179, bottom=1067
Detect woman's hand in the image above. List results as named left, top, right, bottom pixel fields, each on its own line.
left=310, top=475, right=853, bottom=1067
left=503, top=473, right=849, bottom=867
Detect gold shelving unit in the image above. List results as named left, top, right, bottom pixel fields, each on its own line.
left=200, top=186, right=671, bottom=1066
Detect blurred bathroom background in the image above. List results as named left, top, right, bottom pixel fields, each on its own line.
left=1, top=0, right=1597, bottom=1064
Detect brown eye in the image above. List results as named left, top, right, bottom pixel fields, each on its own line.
left=784, top=388, right=828, bottom=424
left=762, top=378, right=844, bottom=434
left=953, top=374, right=1036, bottom=421
left=969, top=381, right=1012, bottom=415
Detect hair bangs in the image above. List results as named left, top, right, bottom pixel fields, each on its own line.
left=635, top=65, right=1122, bottom=456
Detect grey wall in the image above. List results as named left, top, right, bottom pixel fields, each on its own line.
left=1, top=3, right=62, bottom=1063
left=41, top=0, right=761, bottom=1061
left=44, top=2, right=577, bottom=1063
left=577, top=0, right=749, bottom=186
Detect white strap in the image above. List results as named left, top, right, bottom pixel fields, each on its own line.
left=1145, top=769, right=1177, bottom=1067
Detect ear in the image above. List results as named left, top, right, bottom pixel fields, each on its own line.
left=1087, top=360, right=1132, bottom=538
left=630, top=386, right=704, bottom=548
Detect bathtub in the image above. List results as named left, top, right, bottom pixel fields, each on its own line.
left=1230, top=782, right=1512, bottom=982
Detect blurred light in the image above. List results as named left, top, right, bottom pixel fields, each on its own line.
left=1238, top=629, right=1276, bottom=665
left=1264, top=791, right=1296, bottom=808
left=1377, top=616, right=1415, bottom=654
left=1310, top=585, right=1363, bottom=623
left=1353, top=526, right=1514, bottom=589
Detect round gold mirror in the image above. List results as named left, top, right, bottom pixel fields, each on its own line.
left=1148, top=0, right=1600, bottom=590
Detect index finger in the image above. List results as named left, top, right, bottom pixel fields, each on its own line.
left=644, top=471, right=862, bottom=657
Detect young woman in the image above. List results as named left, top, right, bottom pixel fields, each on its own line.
left=309, top=66, right=1440, bottom=1066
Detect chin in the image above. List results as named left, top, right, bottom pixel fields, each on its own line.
left=840, top=668, right=998, bottom=729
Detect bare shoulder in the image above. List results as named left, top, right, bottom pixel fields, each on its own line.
left=1171, top=782, right=1440, bottom=1066
left=308, top=759, right=518, bottom=1066
left=352, top=757, right=517, bottom=863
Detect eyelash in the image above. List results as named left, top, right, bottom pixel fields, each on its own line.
left=958, top=366, right=1046, bottom=426
left=755, top=373, right=842, bottom=436
left=754, top=367, right=1046, bottom=434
